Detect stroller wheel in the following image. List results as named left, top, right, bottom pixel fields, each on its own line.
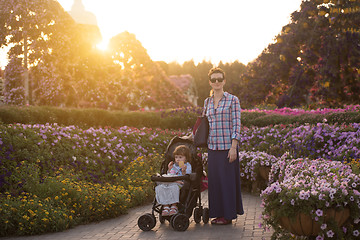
left=172, top=214, right=190, bottom=231
left=170, top=214, right=177, bottom=228
left=193, top=207, right=202, bottom=224
left=202, top=207, right=209, bottom=224
left=138, top=213, right=156, bottom=231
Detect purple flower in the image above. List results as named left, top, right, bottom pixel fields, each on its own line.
left=327, top=230, right=334, bottom=238
left=316, top=236, right=324, bottom=240
left=354, top=230, right=360, bottom=237
left=315, top=209, right=323, bottom=217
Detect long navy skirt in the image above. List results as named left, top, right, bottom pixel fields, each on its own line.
left=207, top=149, right=244, bottom=220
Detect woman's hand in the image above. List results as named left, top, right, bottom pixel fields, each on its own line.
left=228, top=147, right=237, bottom=163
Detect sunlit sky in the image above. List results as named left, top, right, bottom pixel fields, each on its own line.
left=0, top=0, right=302, bottom=69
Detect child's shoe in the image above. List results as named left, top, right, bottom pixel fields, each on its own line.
left=169, top=205, right=178, bottom=215
left=162, top=206, right=170, bottom=216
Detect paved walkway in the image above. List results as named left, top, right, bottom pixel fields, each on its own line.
left=2, top=191, right=273, bottom=240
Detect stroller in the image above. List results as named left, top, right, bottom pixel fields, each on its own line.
left=137, top=136, right=209, bottom=231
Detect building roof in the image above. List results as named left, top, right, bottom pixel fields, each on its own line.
left=168, top=74, right=194, bottom=91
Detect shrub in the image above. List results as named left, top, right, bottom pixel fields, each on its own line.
left=1, top=105, right=359, bottom=129
left=0, top=123, right=183, bottom=236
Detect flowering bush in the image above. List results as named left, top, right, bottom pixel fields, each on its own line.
left=244, top=105, right=360, bottom=115
left=238, top=151, right=280, bottom=191
left=0, top=154, right=161, bottom=236
left=345, top=159, right=360, bottom=175
left=240, top=123, right=360, bottom=161
left=0, top=123, right=185, bottom=191
left=261, top=158, right=360, bottom=239
left=0, top=123, right=187, bottom=236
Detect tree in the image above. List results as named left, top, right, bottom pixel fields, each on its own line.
left=242, top=0, right=359, bottom=108
left=162, top=60, right=247, bottom=107
left=109, top=31, right=191, bottom=110
left=30, top=22, right=105, bottom=107
left=3, top=57, right=24, bottom=105
left=0, top=0, right=112, bottom=107
left=0, top=0, right=77, bottom=105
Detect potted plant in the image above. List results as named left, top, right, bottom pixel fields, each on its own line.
left=238, top=151, right=280, bottom=193
left=261, top=158, right=360, bottom=239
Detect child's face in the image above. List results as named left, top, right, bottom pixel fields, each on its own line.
left=174, top=155, right=186, bottom=165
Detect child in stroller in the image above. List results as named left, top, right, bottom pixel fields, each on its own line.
left=138, top=136, right=209, bottom=231
left=155, top=145, right=192, bottom=216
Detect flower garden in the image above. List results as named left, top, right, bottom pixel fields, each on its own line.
left=237, top=121, right=360, bottom=239
left=0, top=106, right=359, bottom=239
left=0, top=123, right=185, bottom=236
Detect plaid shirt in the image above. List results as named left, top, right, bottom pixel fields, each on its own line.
left=204, top=92, right=241, bottom=150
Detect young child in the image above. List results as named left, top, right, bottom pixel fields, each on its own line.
left=155, top=145, right=192, bottom=216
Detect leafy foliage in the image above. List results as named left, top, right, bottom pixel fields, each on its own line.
left=0, top=0, right=191, bottom=110
left=0, top=105, right=359, bottom=129
left=241, top=0, right=360, bottom=108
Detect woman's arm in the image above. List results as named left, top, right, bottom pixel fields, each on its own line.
left=228, top=139, right=239, bottom=163
left=228, top=96, right=241, bottom=163
left=230, top=96, right=241, bottom=142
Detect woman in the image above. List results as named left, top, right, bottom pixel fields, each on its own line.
left=204, top=67, right=244, bottom=225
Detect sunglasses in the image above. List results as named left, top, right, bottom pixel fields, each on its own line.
left=210, top=77, right=224, bottom=83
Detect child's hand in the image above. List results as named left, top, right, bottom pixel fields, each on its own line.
left=181, top=164, right=187, bottom=173
left=168, top=161, right=174, bottom=170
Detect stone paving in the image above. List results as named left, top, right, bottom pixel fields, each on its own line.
left=1, top=190, right=273, bottom=240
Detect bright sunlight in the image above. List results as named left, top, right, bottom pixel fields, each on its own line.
left=0, top=0, right=302, bottom=68
left=96, top=39, right=109, bottom=51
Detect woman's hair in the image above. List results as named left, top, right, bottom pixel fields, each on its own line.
left=173, top=145, right=191, bottom=162
left=208, top=67, right=225, bottom=80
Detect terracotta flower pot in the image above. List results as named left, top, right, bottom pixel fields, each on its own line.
left=280, top=213, right=320, bottom=236
left=325, top=208, right=350, bottom=227
left=258, top=166, right=271, bottom=181
left=279, top=208, right=350, bottom=236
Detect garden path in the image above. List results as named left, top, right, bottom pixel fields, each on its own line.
left=1, top=190, right=272, bottom=240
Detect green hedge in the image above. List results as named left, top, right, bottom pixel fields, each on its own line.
left=0, top=105, right=359, bottom=128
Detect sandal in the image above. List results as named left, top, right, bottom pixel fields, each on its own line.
left=211, top=217, right=232, bottom=225
left=162, top=206, right=170, bottom=216
left=211, top=218, right=220, bottom=224
left=169, top=205, right=178, bottom=215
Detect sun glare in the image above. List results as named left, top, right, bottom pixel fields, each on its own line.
left=96, top=40, right=109, bottom=51
left=0, top=0, right=304, bottom=69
